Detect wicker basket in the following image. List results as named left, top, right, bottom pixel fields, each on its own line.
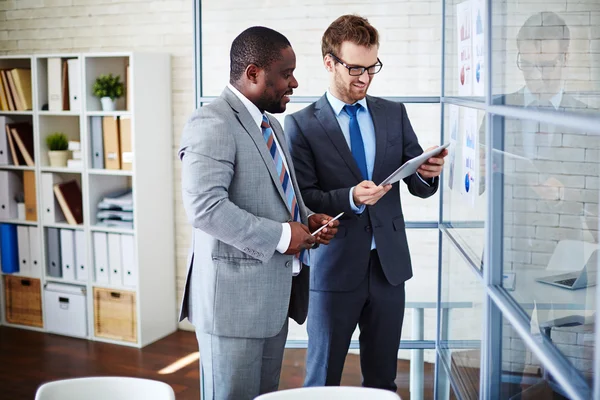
left=4, top=275, right=43, bottom=327
left=93, top=287, right=137, bottom=343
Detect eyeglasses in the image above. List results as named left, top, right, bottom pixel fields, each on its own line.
left=328, top=53, right=383, bottom=76
left=517, top=52, right=566, bottom=72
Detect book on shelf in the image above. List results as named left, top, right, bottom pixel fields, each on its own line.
left=53, top=180, right=83, bottom=225
left=8, top=122, right=35, bottom=166
left=5, top=123, right=25, bottom=166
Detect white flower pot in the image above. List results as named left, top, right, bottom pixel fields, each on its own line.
left=48, top=150, right=70, bottom=167
left=100, top=97, right=117, bottom=111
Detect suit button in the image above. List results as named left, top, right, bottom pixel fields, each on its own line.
left=365, top=225, right=372, bottom=233
left=285, top=261, right=292, bottom=268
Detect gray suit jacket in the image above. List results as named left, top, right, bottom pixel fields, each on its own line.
left=178, top=87, right=310, bottom=339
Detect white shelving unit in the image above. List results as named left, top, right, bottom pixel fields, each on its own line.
left=0, top=52, right=176, bottom=348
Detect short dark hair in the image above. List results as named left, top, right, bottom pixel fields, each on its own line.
left=517, top=12, right=570, bottom=53
left=229, top=26, right=291, bottom=83
left=321, top=14, right=379, bottom=58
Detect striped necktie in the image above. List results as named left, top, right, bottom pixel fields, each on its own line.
left=261, top=115, right=309, bottom=266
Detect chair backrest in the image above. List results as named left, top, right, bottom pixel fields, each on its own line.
left=254, top=386, right=401, bottom=400
left=35, top=376, right=176, bottom=400
left=546, top=240, right=600, bottom=271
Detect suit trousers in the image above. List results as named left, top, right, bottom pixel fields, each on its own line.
left=304, top=249, right=406, bottom=391
left=195, top=318, right=289, bottom=400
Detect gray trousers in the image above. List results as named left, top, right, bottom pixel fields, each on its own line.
left=195, top=319, right=289, bottom=400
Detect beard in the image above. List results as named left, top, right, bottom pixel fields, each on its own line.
left=333, top=69, right=370, bottom=104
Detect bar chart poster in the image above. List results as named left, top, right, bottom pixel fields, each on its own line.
left=462, top=108, right=478, bottom=207
left=457, top=0, right=472, bottom=96
left=471, top=0, right=485, bottom=96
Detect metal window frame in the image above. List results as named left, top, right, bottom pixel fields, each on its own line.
left=193, top=0, right=600, bottom=398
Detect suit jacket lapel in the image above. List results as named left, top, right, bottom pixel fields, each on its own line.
left=222, top=88, right=288, bottom=208
left=314, top=95, right=364, bottom=181
left=367, top=96, right=388, bottom=184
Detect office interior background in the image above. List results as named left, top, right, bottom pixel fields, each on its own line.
left=0, top=0, right=599, bottom=399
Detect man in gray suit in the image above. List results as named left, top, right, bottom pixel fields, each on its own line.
left=286, top=15, right=447, bottom=391
left=179, top=27, right=338, bottom=400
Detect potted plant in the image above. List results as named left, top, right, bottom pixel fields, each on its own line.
left=46, top=132, right=70, bottom=167
left=92, top=73, right=124, bottom=111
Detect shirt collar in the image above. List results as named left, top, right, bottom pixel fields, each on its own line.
left=326, top=89, right=369, bottom=116
left=523, top=86, right=564, bottom=110
left=227, top=83, right=264, bottom=129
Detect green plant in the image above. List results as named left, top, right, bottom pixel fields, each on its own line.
left=92, top=73, right=124, bottom=100
left=46, top=132, right=69, bottom=151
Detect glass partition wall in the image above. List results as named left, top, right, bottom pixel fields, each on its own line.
left=193, top=1, right=600, bottom=398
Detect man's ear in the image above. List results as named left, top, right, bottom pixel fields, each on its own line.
left=245, top=64, right=260, bottom=84
left=323, top=55, right=334, bottom=73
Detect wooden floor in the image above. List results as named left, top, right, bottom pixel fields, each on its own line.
left=0, top=326, right=436, bottom=399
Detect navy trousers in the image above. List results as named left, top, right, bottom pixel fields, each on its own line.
left=304, top=249, right=406, bottom=391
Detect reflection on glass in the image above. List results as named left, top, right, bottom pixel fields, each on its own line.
left=500, top=316, right=590, bottom=398
left=493, top=117, right=598, bottom=384
left=493, top=6, right=599, bottom=111
left=443, top=104, right=486, bottom=265
left=439, top=234, right=483, bottom=400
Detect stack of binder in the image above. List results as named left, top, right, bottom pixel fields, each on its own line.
left=47, top=58, right=80, bottom=112
left=96, top=188, right=133, bottom=229
left=0, top=68, right=32, bottom=111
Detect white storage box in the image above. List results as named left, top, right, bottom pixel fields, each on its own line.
left=44, top=283, right=88, bottom=338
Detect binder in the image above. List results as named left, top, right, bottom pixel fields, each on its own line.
left=102, top=116, right=121, bottom=170
left=17, top=225, right=30, bottom=276
left=0, top=170, right=23, bottom=219
left=41, top=173, right=65, bottom=224
left=5, top=70, right=22, bottom=111
left=47, top=58, right=63, bottom=112
left=1, top=70, right=16, bottom=111
left=5, top=124, right=24, bottom=166
left=121, top=234, right=136, bottom=287
left=74, top=230, right=87, bottom=282
left=60, top=229, right=76, bottom=281
left=53, top=180, right=83, bottom=225
left=11, top=69, right=33, bottom=111
left=107, top=233, right=123, bottom=286
left=90, top=116, right=104, bottom=169
left=0, top=223, right=19, bottom=273
left=28, top=226, right=41, bottom=277
left=0, top=116, right=10, bottom=165
left=0, top=74, right=8, bottom=111
left=93, top=232, right=109, bottom=284
left=67, top=59, right=80, bottom=111
left=23, top=170, right=37, bottom=221
left=119, top=116, right=133, bottom=170
left=46, top=227, right=62, bottom=278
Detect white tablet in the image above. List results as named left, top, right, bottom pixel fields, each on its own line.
left=379, top=143, right=450, bottom=186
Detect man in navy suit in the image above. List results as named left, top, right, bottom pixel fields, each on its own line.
left=285, top=15, right=447, bottom=391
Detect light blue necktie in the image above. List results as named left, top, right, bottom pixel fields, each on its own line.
left=344, top=104, right=368, bottom=180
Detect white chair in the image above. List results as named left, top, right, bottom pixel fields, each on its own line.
left=35, top=376, right=176, bottom=400
left=254, top=386, right=401, bottom=400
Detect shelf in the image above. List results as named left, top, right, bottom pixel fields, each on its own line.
left=38, top=111, right=81, bottom=117
left=88, top=169, right=132, bottom=176
left=91, top=282, right=136, bottom=292
left=0, top=219, right=38, bottom=226
left=1, top=272, right=41, bottom=279
left=86, top=111, right=131, bottom=117
left=0, top=165, right=35, bottom=171
left=40, top=166, right=82, bottom=174
left=43, top=222, right=84, bottom=230
left=44, top=277, right=87, bottom=287
left=0, top=111, right=33, bottom=116
left=90, top=226, right=134, bottom=235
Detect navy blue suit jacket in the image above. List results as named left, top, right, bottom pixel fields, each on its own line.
left=285, top=94, right=438, bottom=292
